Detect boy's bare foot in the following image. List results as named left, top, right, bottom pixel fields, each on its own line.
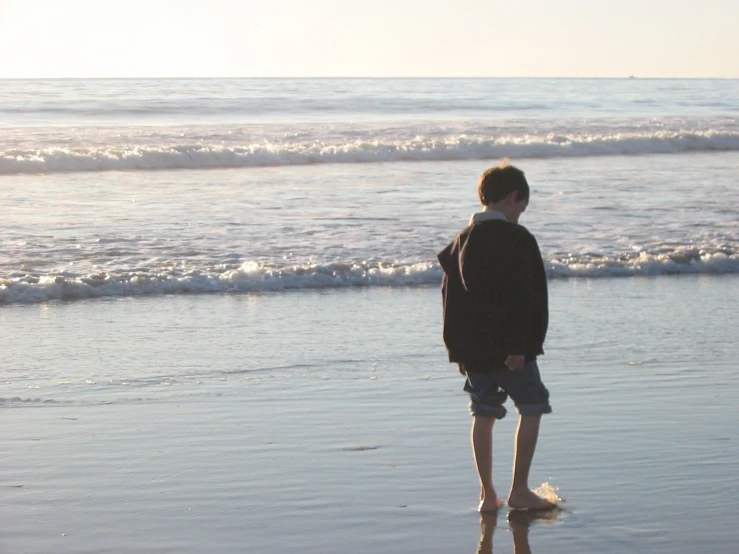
left=507, top=488, right=557, bottom=511
left=479, top=496, right=506, bottom=512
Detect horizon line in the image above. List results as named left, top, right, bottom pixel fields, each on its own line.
left=1, top=75, right=738, bottom=81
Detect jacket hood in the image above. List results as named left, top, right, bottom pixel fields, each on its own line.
left=438, top=228, right=474, bottom=292
left=438, top=216, right=510, bottom=293
left=437, top=239, right=462, bottom=280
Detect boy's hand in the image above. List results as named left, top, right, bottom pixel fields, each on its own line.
left=505, top=355, right=525, bottom=371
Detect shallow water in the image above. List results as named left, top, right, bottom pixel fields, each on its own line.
left=2, top=276, right=738, bottom=553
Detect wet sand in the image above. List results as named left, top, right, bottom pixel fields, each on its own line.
left=2, top=275, right=738, bottom=553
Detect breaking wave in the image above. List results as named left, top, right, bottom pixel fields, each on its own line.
left=2, top=246, right=737, bottom=305
left=3, top=130, right=739, bottom=175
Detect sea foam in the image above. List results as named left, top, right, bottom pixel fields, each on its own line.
left=3, top=129, right=739, bottom=175
left=2, top=248, right=737, bottom=305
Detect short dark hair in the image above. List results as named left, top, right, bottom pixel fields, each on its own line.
left=477, top=162, right=530, bottom=205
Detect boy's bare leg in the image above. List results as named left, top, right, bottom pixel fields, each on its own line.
left=472, top=415, right=505, bottom=512
left=507, top=414, right=556, bottom=510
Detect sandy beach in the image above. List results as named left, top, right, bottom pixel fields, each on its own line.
left=3, top=275, right=738, bottom=553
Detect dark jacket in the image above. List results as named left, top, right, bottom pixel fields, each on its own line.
left=437, top=219, right=548, bottom=364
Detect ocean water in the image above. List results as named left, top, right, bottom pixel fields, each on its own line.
left=1, top=78, right=738, bottom=304
left=2, top=79, right=739, bottom=553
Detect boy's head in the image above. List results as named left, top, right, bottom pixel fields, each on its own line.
left=477, top=161, right=530, bottom=206
left=477, top=161, right=530, bottom=224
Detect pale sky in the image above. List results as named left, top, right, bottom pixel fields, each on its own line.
left=1, top=0, right=737, bottom=78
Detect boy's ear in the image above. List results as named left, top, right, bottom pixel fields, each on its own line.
left=507, top=190, right=519, bottom=203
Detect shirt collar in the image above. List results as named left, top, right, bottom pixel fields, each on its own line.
left=469, top=210, right=508, bottom=225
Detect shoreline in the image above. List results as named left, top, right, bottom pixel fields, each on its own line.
left=2, top=271, right=738, bottom=309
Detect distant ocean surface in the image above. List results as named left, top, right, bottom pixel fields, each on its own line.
left=1, top=78, right=738, bottom=304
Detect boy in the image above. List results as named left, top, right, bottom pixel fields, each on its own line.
left=437, top=162, right=555, bottom=512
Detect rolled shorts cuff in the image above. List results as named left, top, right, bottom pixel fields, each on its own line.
left=469, top=402, right=507, bottom=420
left=515, top=402, right=552, bottom=416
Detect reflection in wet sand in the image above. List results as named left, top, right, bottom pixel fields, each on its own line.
left=477, top=512, right=499, bottom=554
left=476, top=508, right=564, bottom=554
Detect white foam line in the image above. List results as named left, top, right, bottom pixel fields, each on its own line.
left=2, top=130, right=739, bottom=175
left=2, top=252, right=737, bottom=305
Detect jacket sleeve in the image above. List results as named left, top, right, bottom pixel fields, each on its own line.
left=502, top=234, right=536, bottom=355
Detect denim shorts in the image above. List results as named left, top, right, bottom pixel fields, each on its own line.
left=463, top=360, right=552, bottom=419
